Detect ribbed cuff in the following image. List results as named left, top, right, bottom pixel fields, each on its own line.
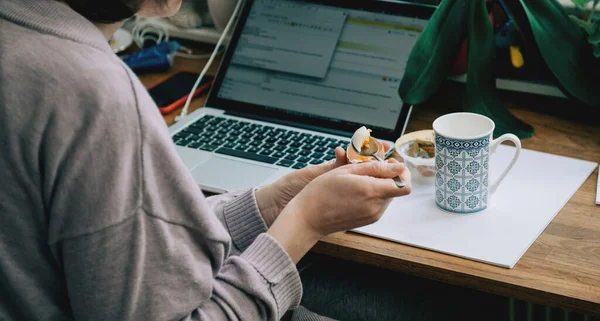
left=241, top=233, right=303, bottom=318
left=291, top=306, right=337, bottom=321
left=223, top=189, right=267, bottom=253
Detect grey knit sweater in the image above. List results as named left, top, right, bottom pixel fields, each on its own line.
left=0, top=1, right=323, bottom=320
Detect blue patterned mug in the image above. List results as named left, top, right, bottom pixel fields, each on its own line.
left=433, top=113, right=521, bottom=213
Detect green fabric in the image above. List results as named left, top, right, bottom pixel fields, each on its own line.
left=519, top=0, right=600, bottom=107
left=398, top=0, right=467, bottom=105
left=399, top=0, right=534, bottom=139
left=464, top=0, right=534, bottom=139
left=590, top=20, right=600, bottom=57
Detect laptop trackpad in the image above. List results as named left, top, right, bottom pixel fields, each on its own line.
left=191, top=156, right=278, bottom=192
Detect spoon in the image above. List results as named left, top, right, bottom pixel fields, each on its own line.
left=352, top=137, right=406, bottom=188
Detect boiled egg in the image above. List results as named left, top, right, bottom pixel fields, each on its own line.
left=351, top=126, right=371, bottom=152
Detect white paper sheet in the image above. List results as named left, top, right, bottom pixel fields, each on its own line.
left=353, top=146, right=598, bottom=268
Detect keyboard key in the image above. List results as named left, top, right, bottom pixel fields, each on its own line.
left=272, top=152, right=286, bottom=159
left=225, top=136, right=238, bottom=142
left=314, top=146, right=328, bottom=153
left=276, top=159, right=294, bottom=167
left=258, top=149, right=273, bottom=156
left=254, top=135, right=267, bottom=141
left=287, top=147, right=300, bottom=154
left=273, top=129, right=287, bottom=136
left=284, top=154, right=298, bottom=161
left=322, top=153, right=336, bottom=161
left=277, top=139, right=292, bottom=146
left=197, top=116, right=213, bottom=123
left=338, top=140, right=350, bottom=146
left=304, top=143, right=318, bottom=150
left=211, top=139, right=225, bottom=146
left=210, top=117, right=224, bottom=124
left=292, top=162, right=308, bottom=169
left=298, top=156, right=311, bottom=163
left=234, top=145, right=248, bottom=151
left=199, top=144, right=219, bottom=152
left=262, top=143, right=275, bottom=150
left=188, top=142, right=202, bottom=149
left=247, top=147, right=260, bottom=154
left=298, top=150, right=311, bottom=156
left=223, top=142, right=237, bottom=149
left=290, top=142, right=303, bottom=148
left=184, top=127, right=203, bottom=135
left=215, top=148, right=278, bottom=164
left=173, top=133, right=189, bottom=141
left=249, top=140, right=262, bottom=146
left=311, top=152, right=324, bottom=159
left=274, top=145, right=287, bottom=152
left=310, top=158, right=325, bottom=165
left=190, top=122, right=206, bottom=129
left=176, top=139, right=193, bottom=147
left=299, top=134, right=312, bottom=140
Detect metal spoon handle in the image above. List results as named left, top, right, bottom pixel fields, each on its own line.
left=371, top=154, right=406, bottom=188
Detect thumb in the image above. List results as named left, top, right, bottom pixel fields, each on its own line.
left=348, top=161, right=407, bottom=179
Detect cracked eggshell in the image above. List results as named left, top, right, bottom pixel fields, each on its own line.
left=346, top=137, right=385, bottom=164
left=351, top=126, right=371, bottom=152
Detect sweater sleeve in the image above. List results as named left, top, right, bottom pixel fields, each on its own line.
left=205, top=189, right=268, bottom=256
left=59, top=215, right=302, bottom=321
left=46, top=66, right=302, bottom=321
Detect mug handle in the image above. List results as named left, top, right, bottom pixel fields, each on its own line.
left=489, top=134, right=521, bottom=194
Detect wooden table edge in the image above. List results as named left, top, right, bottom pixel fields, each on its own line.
left=312, top=234, right=600, bottom=316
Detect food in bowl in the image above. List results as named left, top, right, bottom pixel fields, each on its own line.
left=395, top=130, right=436, bottom=177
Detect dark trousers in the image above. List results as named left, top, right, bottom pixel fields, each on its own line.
left=296, top=252, right=507, bottom=321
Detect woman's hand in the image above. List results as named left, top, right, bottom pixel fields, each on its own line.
left=256, top=143, right=392, bottom=227
left=255, top=147, right=348, bottom=226
left=267, top=160, right=411, bottom=263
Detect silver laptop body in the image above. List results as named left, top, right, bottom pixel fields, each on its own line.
left=168, top=0, right=435, bottom=193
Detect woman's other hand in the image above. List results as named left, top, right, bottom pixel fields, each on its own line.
left=256, top=142, right=393, bottom=227
left=267, top=159, right=411, bottom=263
left=255, top=147, right=347, bottom=226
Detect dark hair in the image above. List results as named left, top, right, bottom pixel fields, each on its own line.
left=64, top=0, right=144, bottom=23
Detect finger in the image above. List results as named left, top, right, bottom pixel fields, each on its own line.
left=382, top=141, right=391, bottom=152
left=347, top=161, right=408, bottom=179
left=365, top=168, right=412, bottom=198
left=334, top=147, right=347, bottom=168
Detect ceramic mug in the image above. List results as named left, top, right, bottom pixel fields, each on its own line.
left=433, top=113, right=522, bottom=213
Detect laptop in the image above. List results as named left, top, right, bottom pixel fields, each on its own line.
left=168, top=0, right=435, bottom=194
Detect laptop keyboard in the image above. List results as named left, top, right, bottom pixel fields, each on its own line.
left=172, top=115, right=351, bottom=169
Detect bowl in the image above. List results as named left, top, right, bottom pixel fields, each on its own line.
left=396, top=141, right=435, bottom=178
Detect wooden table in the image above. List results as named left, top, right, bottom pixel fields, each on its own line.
left=138, top=54, right=600, bottom=316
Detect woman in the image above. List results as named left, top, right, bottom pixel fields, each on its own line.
left=0, top=0, right=411, bottom=320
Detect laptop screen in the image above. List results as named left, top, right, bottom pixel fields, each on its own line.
left=208, top=0, right=433, bottom=139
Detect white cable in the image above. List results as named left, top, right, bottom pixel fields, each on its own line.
left=175, top=0, right=243, bottom=122
left=174, top=46, right=225, bottom=60
left=131, top=17, right=228, bottom=61
left=131, top=18, right=170, bottom=47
